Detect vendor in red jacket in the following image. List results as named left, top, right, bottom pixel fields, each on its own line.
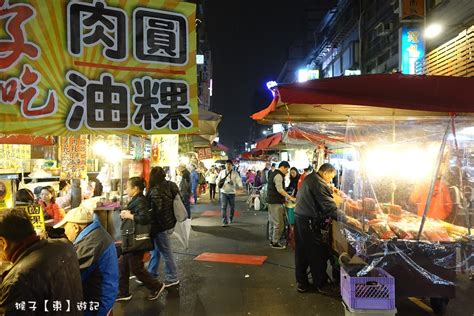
left=297, top=166, right=313, bottom=191
left=39, top=186, right=65, bottom=224
left=409, top=179, right=452, bottom=220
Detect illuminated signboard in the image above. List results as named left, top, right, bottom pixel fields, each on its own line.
left=400, top=26, right=425, bottom=74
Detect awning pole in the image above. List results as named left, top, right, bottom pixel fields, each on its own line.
left=417, top=120, right=450, bottom=240
left=391, top=115, right=396, bottom=205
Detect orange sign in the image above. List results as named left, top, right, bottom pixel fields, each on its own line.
left=401, top=0, right=425, bottom=19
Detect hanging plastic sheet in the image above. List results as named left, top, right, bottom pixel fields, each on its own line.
left=295, top=116, right=473, bottom=298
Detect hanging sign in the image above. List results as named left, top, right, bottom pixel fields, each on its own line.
left=400, top=26, right=425, bottom=74
left=197, top=147, right=212, bottom=160
left=179, top=135, right=194, bottom=154
left=151, top=134, right=179, bottom=167
left=0, top=0, right=198, bottom=135
left=60, top=136, right=88, bottom=179
left=400, top=0, right=425, bottom=20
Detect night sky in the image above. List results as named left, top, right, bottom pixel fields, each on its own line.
left=205, top=1, right=305, bottom=155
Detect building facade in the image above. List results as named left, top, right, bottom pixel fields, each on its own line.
left=419, top=0, right=474, bottom=77
left=187, top=0, right=213, bottom=111
left=281, top=0, right=473, bottom=81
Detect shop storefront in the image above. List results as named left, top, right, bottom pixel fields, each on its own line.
left=0, top=0, right=198, bottom=237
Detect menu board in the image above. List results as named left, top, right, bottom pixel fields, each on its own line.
left=60, top=136, right=88, bottom=179
left=0, top=145, right=31, bottom=172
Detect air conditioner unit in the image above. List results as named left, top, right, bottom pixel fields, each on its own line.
left=375, top=23, right=393, bottom=37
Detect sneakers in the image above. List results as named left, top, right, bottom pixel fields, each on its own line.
left=147, top=283, right=166, bottom=301
left=222, top=222, right=229, bottom=227
left=229, top=218, right=233, bottom=224
left=116, top=293, right=132, bottom=302
left=296, top=283, right=309, bottom=293
left=165, top=280, right=180, bottom=288
left=270, top=242, right=286, bottom=249
left=316, top=285, right=341, bottom=298
left=135, top=279, right=143, bottom=285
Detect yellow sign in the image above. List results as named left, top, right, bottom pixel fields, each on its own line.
left=151, top=134, right=179, bottom=167
left=17, top=205, right=46, bottom=233
left=0, top=180, right=13, bottom=209
left=0, top=144, right=30, bottom=172
left=0, top=0, right=198, bottom=135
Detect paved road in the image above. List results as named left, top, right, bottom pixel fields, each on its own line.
left=113, top=196, right=474, bottom=316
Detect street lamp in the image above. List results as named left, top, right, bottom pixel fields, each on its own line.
left=425, top=23, right=443, bottom=39
left=297, top=69, right=309, bottom=82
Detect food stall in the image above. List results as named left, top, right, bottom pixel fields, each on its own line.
left=331, top=116, right=472, bottom=314
left=0, top=0, right=199, bottom=239
left=252, top=74, right=474, bottom=314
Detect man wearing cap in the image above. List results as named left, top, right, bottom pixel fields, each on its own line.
left=55, top=206, right=119, bottom=316
left=216, top=159, right=243, bottom=227
left=267, top=161, right=296, bottom=249
left=0, top=208, right=83, bottom=315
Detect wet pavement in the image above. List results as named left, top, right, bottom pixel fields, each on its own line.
left=112, top=195, right=474, bottom=316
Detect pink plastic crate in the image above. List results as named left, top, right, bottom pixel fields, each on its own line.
left=341, top=267, right=395, bottom=310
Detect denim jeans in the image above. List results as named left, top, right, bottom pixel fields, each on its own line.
left=220, top=192, right=236, bottom=224
left=191, top=184, right=198, bottom=202
left=147, top=231, right=179, bottom=283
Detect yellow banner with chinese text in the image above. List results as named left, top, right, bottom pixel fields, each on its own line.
left=17, top=205, right=46, bottom=233
left=0, top=0, right=198, bottom=136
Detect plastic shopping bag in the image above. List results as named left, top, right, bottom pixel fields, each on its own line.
left=172, top=219, right=191, bottom=250
left=254, top=196, right=261, bottom=211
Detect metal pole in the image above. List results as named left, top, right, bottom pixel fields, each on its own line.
left=417, top=120, right=450, bottom=240
left=391, top=115, right=396, bottom=205
left=120, top=135, right=124, bottom=205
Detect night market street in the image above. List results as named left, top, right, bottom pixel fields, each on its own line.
left=112, top=195, right=474, bottom=316
left=1, top=1, right=474, bottom=316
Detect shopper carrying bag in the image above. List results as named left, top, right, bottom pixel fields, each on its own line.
left=117, top=177, right=165, bottom=302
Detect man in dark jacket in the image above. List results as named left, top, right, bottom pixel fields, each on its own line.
left=146, top=167, right=180, bottom=287
left=294, top=163, right=352, bottom=294
left=54, top=206, right=119, bottom=316
left=0, top=208, right=83, bottom=315
left=267, top=161, right=296, bottom=249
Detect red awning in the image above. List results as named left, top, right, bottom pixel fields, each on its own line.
left=212, top=143, right=230, bottom=152
left=287, top=128, right=343, bottom=144
left=251, top=74, right=474, bottom=123
left=255, top=133, right=282, bottom=150
left=240, top=152, right=253, bottom=159
left=0, top=135, right=55, bottom=145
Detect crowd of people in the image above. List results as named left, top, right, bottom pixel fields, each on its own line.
left=0, top=163, right=208, bottom=315
left=0, top=159, right=354, bottom=315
